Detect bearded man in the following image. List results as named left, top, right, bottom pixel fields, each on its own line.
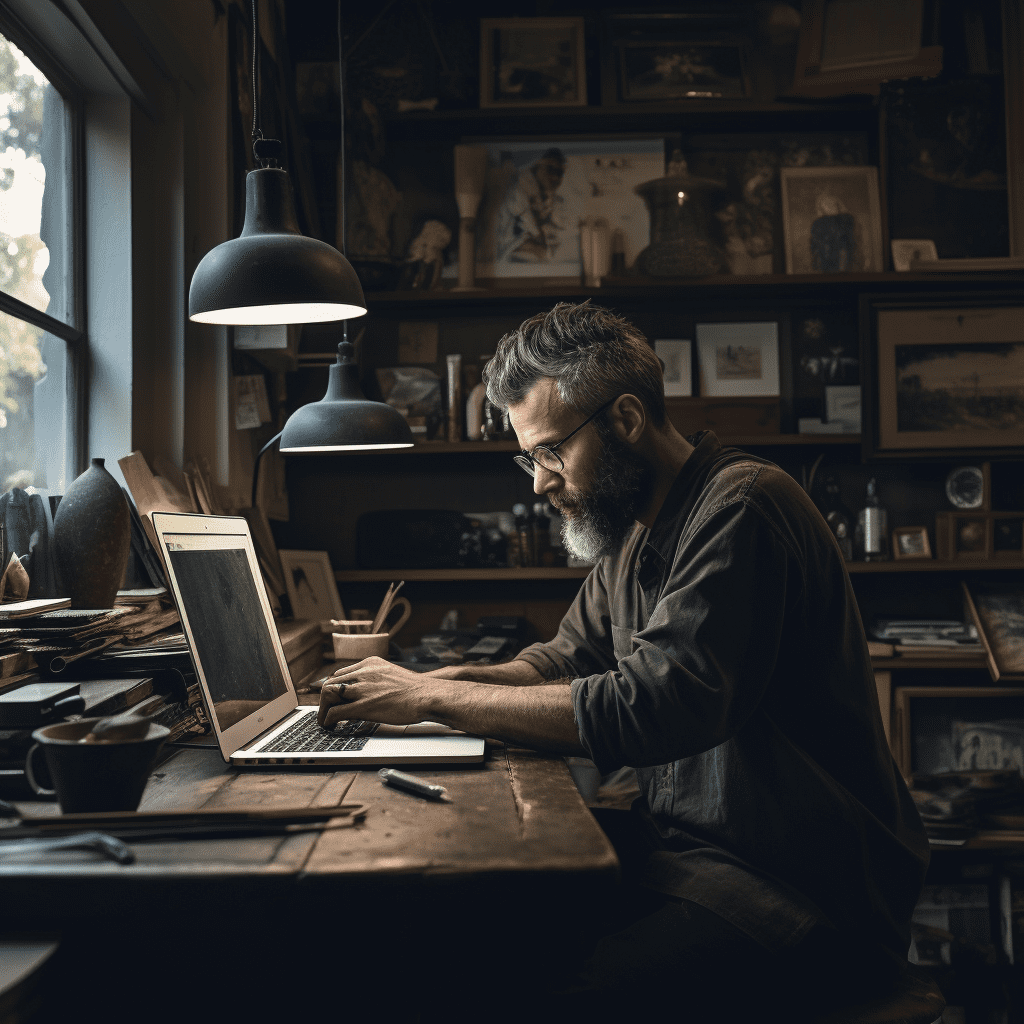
left=318, top=301, right=928, bottom=1018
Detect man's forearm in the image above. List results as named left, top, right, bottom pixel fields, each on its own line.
left=426, top=658, right=549, bottom=685
left=424, top=680, right=586, bottom=756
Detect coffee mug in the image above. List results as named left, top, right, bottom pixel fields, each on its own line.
left=25, top=718, right=170, bottom=813
left=331, top=629, right=390, bottom=665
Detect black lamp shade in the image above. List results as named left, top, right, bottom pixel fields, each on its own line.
left=279, top=343, right=414, bottom=451
left=189, top=168, right=367, bottom=325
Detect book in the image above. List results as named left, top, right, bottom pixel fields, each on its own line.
left=0, top=598, right=72, bottom=619
left=78, top=677, right=155, bottom=716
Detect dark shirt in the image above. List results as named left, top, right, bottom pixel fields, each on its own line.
left=517, top=431, right=929, bottom=963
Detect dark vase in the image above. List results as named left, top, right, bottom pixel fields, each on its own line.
left=53, top=458, right=130, bottom=608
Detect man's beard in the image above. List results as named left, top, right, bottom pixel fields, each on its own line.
left=551, top=425, right=652, bottom=562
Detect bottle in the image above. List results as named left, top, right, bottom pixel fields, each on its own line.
left=512, top=503, right=533, bottom=567
left=532, top=502, right=551, bottom=566
left=446, top=354, right=462, bottom=442
left=465, top=355, right=490, bottom=441
left=856, top=477, right=889, bottom=561
left=820, top=474, right=853, bottom=561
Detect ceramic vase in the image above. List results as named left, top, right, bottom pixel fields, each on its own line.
left=53, top=458, right=130, bottom=608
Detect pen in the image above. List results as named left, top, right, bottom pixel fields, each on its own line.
left=378, top=768, right=448, bottom=801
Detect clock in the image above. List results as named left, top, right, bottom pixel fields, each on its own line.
left=945, top=466, right=985, bottom=510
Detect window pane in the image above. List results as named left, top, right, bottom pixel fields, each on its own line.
left=0, top=32, right=73, bottom=326
left=0, top=308, right=53, bottom=489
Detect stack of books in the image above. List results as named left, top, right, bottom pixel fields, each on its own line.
left=872, top=619, right=985, bottom=660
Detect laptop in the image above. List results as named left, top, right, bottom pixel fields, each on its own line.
left=151, top=512, right=485, bottom=766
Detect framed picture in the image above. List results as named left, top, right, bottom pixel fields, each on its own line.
left=824, top=384, right=861, bottom=432
left=696, top=322, right=779, bottom=398
left=892, top=526, right=931, bottom=560
left=780, top=166, right=883, bottom=274
left=480, top=18, right=586, bottom=108
left=890, top=239, right=937, bottom=272
left=862, top=295, right=1024, bottom=457
left=278, top=550, right=345, bottom=629
left=617, top=39, right=747, bottom=101
left=893, top=686, right=1024, bottom=779
left=963, top=581, right=1024, bottom=682
left=474, top=137, right=667, bottom=280
left=655, top=340, right=692, bottom=397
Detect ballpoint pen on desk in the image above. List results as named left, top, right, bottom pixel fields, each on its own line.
left=379, top=768, right=448, bottom=801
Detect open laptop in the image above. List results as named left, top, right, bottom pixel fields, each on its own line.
left=151, top=511, right=485, bottom=766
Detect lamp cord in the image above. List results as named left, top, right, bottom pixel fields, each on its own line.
left=337, top=0, right=346, bottom=259
left=251, top=429, right=283, bottom=509
left=251, top=0, right=261, bottom=145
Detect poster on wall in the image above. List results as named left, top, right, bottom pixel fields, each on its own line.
left=474, top=137, right=666, bottom=280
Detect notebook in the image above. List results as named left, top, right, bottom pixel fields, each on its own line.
left=151, top=512, right=485, bottom=766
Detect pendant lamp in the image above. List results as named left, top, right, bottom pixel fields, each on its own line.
left=188, top=0, right=366, bottom=325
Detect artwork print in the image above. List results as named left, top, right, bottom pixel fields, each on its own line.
left=481, top=18, right=585, bottom=107
left=696, top=322, right=779, bottom=397
left=618, top=41, right=746, bottom=100
left=475, top=139, right=664, bottom=278
left=780, top=166, right=882, bottom=273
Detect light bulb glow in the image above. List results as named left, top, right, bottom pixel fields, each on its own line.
left=279, top=442, right=415, bottom=453
left=190, top=301, right=368, bottom=325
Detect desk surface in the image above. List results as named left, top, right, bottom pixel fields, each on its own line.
left=1, top=740, right=619, bottom=927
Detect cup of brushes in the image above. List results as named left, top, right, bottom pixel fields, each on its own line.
left=330, top=584, right=410, bottom=665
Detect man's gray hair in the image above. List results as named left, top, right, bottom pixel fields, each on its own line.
left=483, top=301, right=666, bottom=426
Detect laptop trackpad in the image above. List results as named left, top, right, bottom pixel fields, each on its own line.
left=372, top=721, right=466, bottom=736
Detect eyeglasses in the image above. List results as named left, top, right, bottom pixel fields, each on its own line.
left=513, top=397, right=616, bottom=478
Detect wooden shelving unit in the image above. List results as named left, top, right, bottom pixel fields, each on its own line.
left=846, top=559, right=1024, bottom=573
left=334, top=566, right=592, bottom=583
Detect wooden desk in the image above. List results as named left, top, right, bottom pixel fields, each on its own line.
left=1, top=742, right=618, bottom=1020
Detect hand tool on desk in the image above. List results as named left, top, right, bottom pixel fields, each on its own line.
left=0, top=829, right=134, bottom=864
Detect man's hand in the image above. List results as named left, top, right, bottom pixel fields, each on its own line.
left=317, top=658, right=437, bottom=729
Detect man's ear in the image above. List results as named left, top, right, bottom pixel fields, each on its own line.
left=611, top=394, right=646, bottom=444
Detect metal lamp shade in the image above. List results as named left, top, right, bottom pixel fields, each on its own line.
left=279, top=343, right=414, bottom=452
left=189, top=168, right=367, bottom=325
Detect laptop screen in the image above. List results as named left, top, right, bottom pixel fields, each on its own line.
left=163, top=533, right=289, bottom=731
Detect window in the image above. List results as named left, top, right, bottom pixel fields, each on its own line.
left=0, top=19, right=80, bottom=493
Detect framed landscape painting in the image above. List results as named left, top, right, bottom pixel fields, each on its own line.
left=863, top=296, right=1024, bottom=457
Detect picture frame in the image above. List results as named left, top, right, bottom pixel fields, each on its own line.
left=861, top=294, right=1024, bottom=458
left=780, top=166, right=883, bottom=274
left=655, top=339, right=692, bottom=397
left=893, top=686, right=1024, bottom=779
left=890, top=239, right=938, bottom=272
left=962, top=581, right=1024, bottom=682
left=617, top=38, right=748, bottom=101
left=892, top=526, right=932, bottom=561
left=473, top=136, right=668, bottom=280
left=278, top=549, right=345, bottom=629
left=696, top=322, right=779, bottom=398
left=480, top=18, right=587, bottom=109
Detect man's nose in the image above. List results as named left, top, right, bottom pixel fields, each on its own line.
left=533, top=465, right=560, bottom=496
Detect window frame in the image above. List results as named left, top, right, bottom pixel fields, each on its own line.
left=0, top=4, right=86, bottom=481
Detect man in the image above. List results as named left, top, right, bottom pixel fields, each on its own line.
left=318, top=301, right=929, bottom=1017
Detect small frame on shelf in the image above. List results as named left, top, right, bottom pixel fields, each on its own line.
left=655, top=339, right=692, bottom=397
left=279, top=550, right=346, bottom=630
left=780, top=166, right=883, bottom=274
left=893, top=686, right=1024, bottom=779
left=862, top=295, right=1024, bottom=458
left=892, top=526, right=932, bottom=560
left=616, top=38, right=748, bottom=102
left=695, top=322, right=779, bottom=398
left=479, top=18, right=587, bottom=108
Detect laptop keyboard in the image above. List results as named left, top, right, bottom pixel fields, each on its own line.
left=266, top=714, right=378, bottom=753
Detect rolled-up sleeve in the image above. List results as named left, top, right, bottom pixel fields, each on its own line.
left=570, top=502, right=791, bottom=774
left=516, top=560, right=615, bottom=681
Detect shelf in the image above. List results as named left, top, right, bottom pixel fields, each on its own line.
left=340, top=435, right=860, bottom=454
left=847, top=559, right=1024, bottom=573
left=334, top=567, right=592, bottom=583
left=871, top=657, right=989, bottom=670
left=364, top=272, right=1024, bottom=308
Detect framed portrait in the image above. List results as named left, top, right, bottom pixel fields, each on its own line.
left=278, top=550, right=345, bottom=629
left=893, top=686, right=1024, bottom=779
left=780, top=166, right=883, bottom=274
left=696, top=322, right=779, bottom=398
left=480, top=18, right=586, bottom=108
left=473, top=137, right=667, bottom=280
left=862, top=295, right=1024, bottom=457
left=655, top=340, right=692, bottom=397
left=892, top=526, right=932, bottom=560
left=617, top=39, right=747, bottom=101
